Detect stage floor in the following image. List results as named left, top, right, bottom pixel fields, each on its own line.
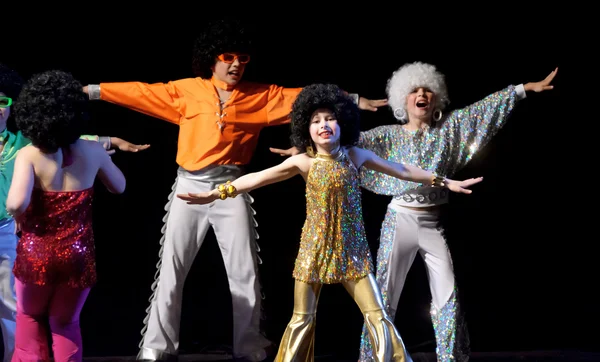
left=83, top=350, right=600, bottom=362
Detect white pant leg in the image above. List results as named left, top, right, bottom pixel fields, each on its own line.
left=384, top=209, right=424, bottom=317
left=139, top=176, right=211, bottom=360
left=210, top=193, right=270, bottom=361
left=416, top=212, right=455, bottom=310
left=359, top=205, right=465, bottom=362
left=0, top=220, right=16, bottom=362
left=416, top=212, right=468, bottom=362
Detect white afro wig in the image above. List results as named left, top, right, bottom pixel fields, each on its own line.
left=386, top=62, right=449, bottom=122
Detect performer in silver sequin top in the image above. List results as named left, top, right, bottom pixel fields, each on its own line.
left=269, top=63, right=557, bottom=362
left=356, top=62, right=558, bottom=362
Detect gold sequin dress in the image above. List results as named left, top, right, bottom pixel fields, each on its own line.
left=292, top=151, right=373, bottom=284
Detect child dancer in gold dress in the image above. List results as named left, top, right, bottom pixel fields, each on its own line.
left=177, top=84, right=483, bottom=362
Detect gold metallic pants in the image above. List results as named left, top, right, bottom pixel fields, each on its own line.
left=275, top=274, right=410, bottom=362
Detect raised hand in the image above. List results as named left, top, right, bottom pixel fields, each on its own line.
left=524, top=67, right=558, bottom=93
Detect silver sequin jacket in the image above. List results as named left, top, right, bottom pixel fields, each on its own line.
left=359, top=84, right=525, bottom=198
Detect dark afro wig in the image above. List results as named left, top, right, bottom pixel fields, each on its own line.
left=290, top=83, right=360, bottom=153
left=191, top=19, right=253, bottom=78
left=15, top=70, right=89, bottom=153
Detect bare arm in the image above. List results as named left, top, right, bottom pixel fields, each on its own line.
left=177, top=155, right=306, bottom=205
left=232, top=156, right=303, bottom=192
left=6, top=148, right=35, bottom=217
left=108, top=137, right=150, bottom=152
left=80, top=135, right=150, bottom=154
left=96, top=144, right=126, bottom=194
left=359, top=148, right=434, bottom=184
left=350, top=147, right=483, bottom=194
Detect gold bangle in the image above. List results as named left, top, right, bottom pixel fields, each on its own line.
left=217, top=181, right=238, bottom=200
left=431, top=174, right=446, bottom=187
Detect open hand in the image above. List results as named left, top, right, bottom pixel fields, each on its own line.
left=445, top=177, right=484, bottom=194
left=358, top=97, right=388, bottom=112
left=524, top=67, right=558, bottom=93
left=110, top=137, right=151, bottom=152
left=176, top=190, right=219, bottom=205
left=269, top=146, right=300, bottom=157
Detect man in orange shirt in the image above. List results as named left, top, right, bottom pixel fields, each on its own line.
left=83, top=20, right=386, bottom=362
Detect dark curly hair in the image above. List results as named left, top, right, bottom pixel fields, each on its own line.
left=15, top=70, right=89, bottom=153
left=0, top=63, right=24, bottom=132
left=191, top=19, right=253, bottom=78
left=290, top=83, right=360, bottom=153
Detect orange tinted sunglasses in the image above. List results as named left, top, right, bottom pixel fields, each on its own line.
left=217, top=53, right=251, bottom=64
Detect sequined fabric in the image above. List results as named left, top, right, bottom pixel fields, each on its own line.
left=431, top=288, right=470, bottom=362
left=292, top=152, right=373, bottom=284
left=356, top=86, right=520, bottom=362
left=359, top=86, right=518, bottom=196
left=13, top=188, right=96, bottom=288
left=359, top=207, right=397, bottom=362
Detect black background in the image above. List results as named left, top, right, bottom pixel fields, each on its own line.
left=4, top=10, right=591, bottom=359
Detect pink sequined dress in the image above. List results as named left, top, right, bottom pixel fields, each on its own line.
left=13, top=187, right=96, bottom=288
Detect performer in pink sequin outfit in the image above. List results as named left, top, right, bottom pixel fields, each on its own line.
left=6, top=70, right=126, bottom=362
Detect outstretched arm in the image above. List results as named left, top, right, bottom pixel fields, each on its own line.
left=351, top=147, right=483, bottom=194
left=343, top=92, right=388, bottom=112
left=269, top=146, right=300, bottom=157
left=524, top=67, right=557, bottom=92
left=357, top=96, right=388, bottom=112
left=448, top=67, right=558, bottom=172
left=81, top=135, right=150, bottom=155
left=357, top=147, right=435, bottom=184
left=177, top=155, right=305, bottom=204
left=83, top=81, right=184, bottom=125
left=105, top=137, right=151, bottom=153
left=97, top=143, right=126, bottom=194
left=266, top=84, right=388, bottom=127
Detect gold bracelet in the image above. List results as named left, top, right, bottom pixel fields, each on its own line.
left=431, top=174, right=446, bottom=187
left=217, top=181, right=238, bottom=200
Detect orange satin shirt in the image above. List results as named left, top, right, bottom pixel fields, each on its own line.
left=100, top=77, right=302, bottom=171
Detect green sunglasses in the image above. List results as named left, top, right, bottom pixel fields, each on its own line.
left=0, top=97, right=12, bottom=108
